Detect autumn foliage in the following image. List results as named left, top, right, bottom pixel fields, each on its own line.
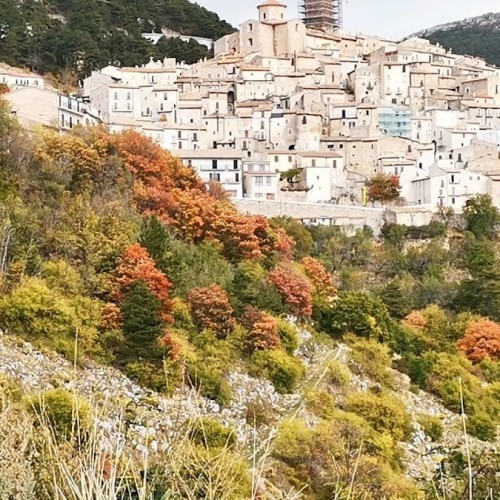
left=115, top=131, right=294, bottom=261
left=268, top=265, right=313, bottom=317
left=367, top=174, right=401, bottom=203
left=458, top=319, right=500, bottom=363
left=403, top=311, right=428, bottom=330
left=112, top=243, right=173, bottom=323
left=302, top=257, right=336, bottom=302
left=242, top=306, right=281, bottom=352
left=188, top=284, right=235, bottom=338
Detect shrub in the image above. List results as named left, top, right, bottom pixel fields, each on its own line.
left=250, top=350, right=305, bottom=394
left=418, top=416, right=444, bottom=442
left=273, top=419, right=313, bottom=467
left=275, top=317, right=300, bottom=355
left=268, top=264, right=313, bottom=317
left=0, top=277, right=102, bottom=357
left=326, top=360, right=351, bottom=387
left=325, top=291, right=393, bottom=339
left=187, top=363, right=233, bottom=406
left=29, top=389, right=91, bottom=440
left=458, top=319, right=500, bottom=363
left=242, top=306, right=281, bottom=352
left=349, top=337, right=393, bottom=386
left=466, top=411, right=497, bottom=442
left=188, top=284, right=235, bottom=338
left=188, top=418, right=236, bottom=449
left=174, top=445, right=252, bottom=499
left=124, top=361, right=168, bottom=393
left=230, top=261, right=284, bottom=314
left=345, top=392, right=412, bottom=442
left=305, top=389, right=337, bottom=420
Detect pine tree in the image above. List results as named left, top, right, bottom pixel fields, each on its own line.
left=120, top=280, right=166, bottom=363
left=139, top=215, right=172, bottom=272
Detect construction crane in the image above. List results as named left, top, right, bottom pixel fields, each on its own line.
left=299, top=0, right=344, bottom=32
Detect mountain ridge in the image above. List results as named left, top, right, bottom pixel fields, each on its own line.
left=409, top=11, right=500, bottom=66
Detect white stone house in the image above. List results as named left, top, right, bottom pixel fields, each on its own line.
left=173, top=149, right=244, bottom=199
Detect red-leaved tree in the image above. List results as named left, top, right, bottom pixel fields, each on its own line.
left=188, top=284, right=235, bottom=338
left=242, top=306, right=281, bottom=352
left=113, top=243, right=173, bottom=323
left=268, top=265, right=313, bottom=317
left=458, top=319, right=500, bottom=363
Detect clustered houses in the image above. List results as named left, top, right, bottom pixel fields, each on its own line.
left=57, top=0, right=500, bottom=211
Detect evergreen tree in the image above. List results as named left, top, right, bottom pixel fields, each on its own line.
left=120, top=280, right=166, bottom=363
left=139, top=215, right=172, bottom=272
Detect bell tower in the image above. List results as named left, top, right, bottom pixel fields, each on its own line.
left=257, top=0, right=287, bottom=22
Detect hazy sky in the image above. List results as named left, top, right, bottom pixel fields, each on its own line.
left=197, top=0, right=499, bottom=40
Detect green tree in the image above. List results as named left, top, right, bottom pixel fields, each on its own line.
left=119, top=280, right=166, bottom=362
left=270, top=216, right=313, bottom=259
left=463, top=194, right=499, bottom=239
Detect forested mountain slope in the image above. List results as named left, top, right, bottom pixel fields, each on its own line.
left=0, top=0, right=234, bottom=75
left=412, top=12, right=500, bottom=67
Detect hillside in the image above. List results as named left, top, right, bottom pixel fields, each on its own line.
left=0, top=0, right=234, bottom=76
left=0, top=98, right=499, bottom=497
left=412, top=12, right=500, bottom=67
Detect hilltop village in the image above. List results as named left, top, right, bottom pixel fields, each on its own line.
left=4, top=0, right=500, bottom=227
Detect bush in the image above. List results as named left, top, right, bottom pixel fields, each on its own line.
left=466, top=412, right=497, bottom=442
left=349, top=336, right=393, bottom=386
left=305, top=389, right=337, bottom=420
left=250, top=350, right=305, bottom=394
left=187, top=363, right=233, bottom=406
left=418, top=416, right=444, bottom=442
left=188, top=284, right=235, bottom=338
left=275, top=317, right=300, bottom=355
left=325, top=291, right=393, bottom=339
left=326, top=360, right=351, bottom=388
left=188, top=418, right=236, bottom=449
left=458, top=319, right=500, bottom=363
left=29, top=389, right=91, bottom=440
left=273, top=419, right=313, bottom=467
left=124, top=361, right=168, bottom=393
left=345, top=392, right=412, bottom=442
left=0, top=277, right=102, bottom=357
left=242, top=306, right=281, bottom=352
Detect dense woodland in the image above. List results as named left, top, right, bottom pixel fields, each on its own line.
left=0, top=0, right=234, bottom=76
left=0, top=97, right=499, bottom=497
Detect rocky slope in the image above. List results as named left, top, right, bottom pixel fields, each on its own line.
left=0, top=326, right=494, bottom=493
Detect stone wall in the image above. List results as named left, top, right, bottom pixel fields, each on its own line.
left=235, top=198, right=386, bottom=233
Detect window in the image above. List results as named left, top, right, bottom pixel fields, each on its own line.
left=266, top=177, right=272, bottom=186
left=193, top=133, right=198, bottom=141
left=255, top=176, right=264, bottom=186
left=164, top=92, right=168, bottom=100
left=126, top=92, right=131, bottom=100
left=210, top=173, right=221, bottom=181
left=178, top=130, right=182, bottom=139
left=113, top=92, right=118, bottom=100
left=235, top=173, right=240, bottom=182
left=233, top=160, right=238, bottom=170
left=248, top=23, right=253, bottom=31
left=451, top=197, right=456, bottom=205
left=312, top=159, right=316, bottom=167
left=274, top=156, right=279, bottom=162
left=249, top=38, right=253, bottom=47
left=451, top=174, right=455, bottom=183
left=288, top=156, right=293, bottom=162
left=212, top=160, right=218, bottom=169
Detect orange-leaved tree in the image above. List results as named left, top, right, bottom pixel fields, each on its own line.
left=302, top=257, right=336, bottom=303
left=112, top=243, right=173, bottom=323
left=268, top=265, right=313, bottom=317
left=188, top=284, right=235, bottom=338
left=458, top=319, right=500, bottom=363
left=242, top=306, right=281, bottom=352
